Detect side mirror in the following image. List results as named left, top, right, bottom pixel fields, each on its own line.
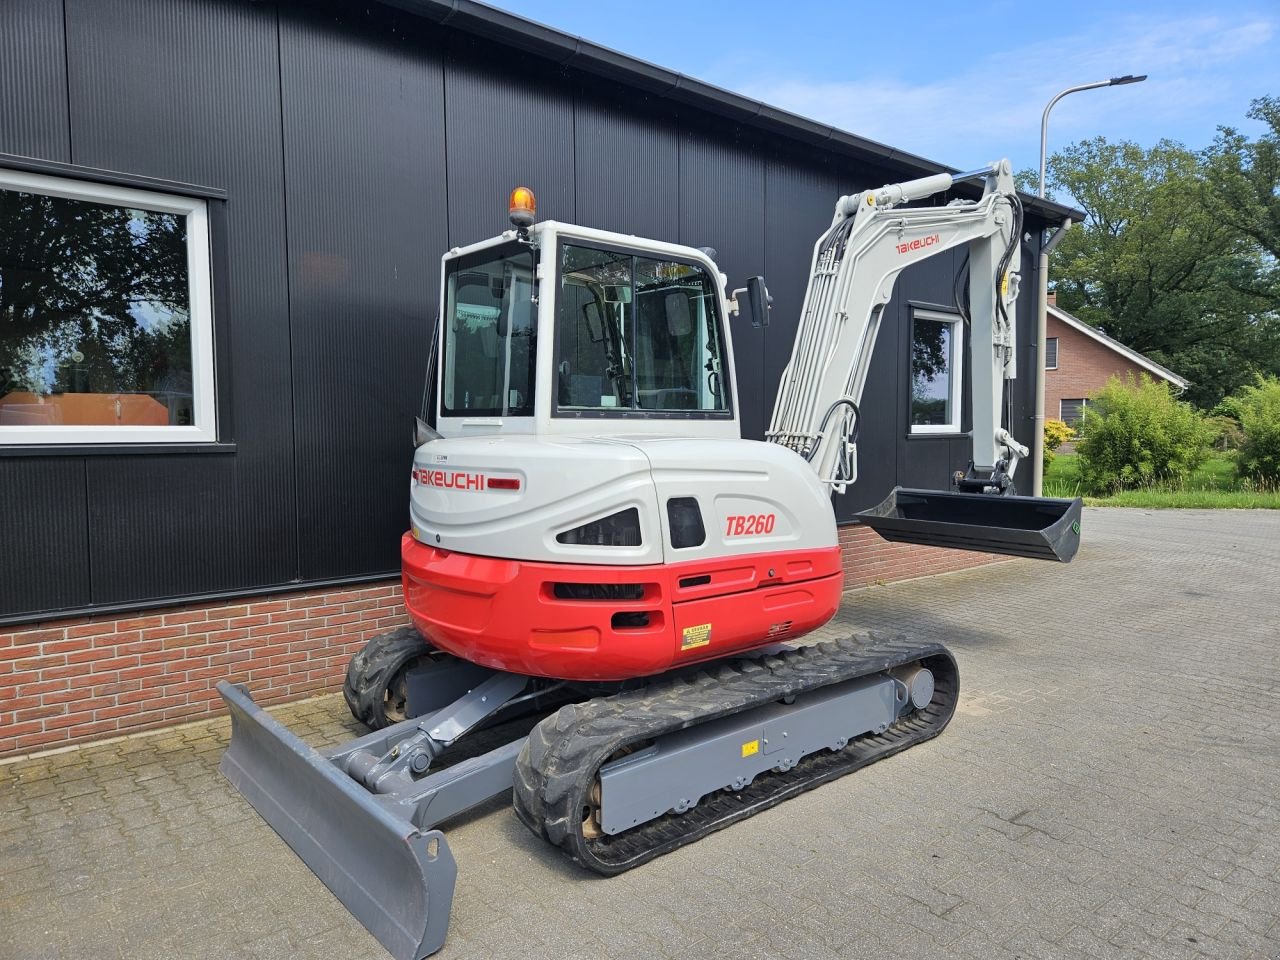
left=745, top=276, right=771, bottom=328
left=413, top=416, right=441, bottom=448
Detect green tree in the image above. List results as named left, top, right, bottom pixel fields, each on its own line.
left=1045, top=135, right=1278, bottom=409
left=1206, top=96, right=1280, bottom=296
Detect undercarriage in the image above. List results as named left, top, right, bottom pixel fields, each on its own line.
left=218, top=628, right=956, bottom=960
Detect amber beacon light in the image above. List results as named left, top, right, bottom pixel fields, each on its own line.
left=508, top=186, right=537, bottom=230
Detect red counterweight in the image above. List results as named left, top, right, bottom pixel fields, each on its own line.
left=400, top=533, right=844, bottom=681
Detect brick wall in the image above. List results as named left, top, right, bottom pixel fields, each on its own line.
left=0, top=534, right=1000, bottom=759
left=837, top=524, right=1004, bottom=589
left=0, top=584, right=408, bottom=758
left=1044, top=312, right=1148, bottom=422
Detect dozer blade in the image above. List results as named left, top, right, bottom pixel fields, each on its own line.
left=855, top=487, right=1083, bottom=562
left=217, top=681, right=457, bottom=960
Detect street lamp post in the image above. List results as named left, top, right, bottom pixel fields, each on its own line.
left=1031, top=74, right=1146, bottom=496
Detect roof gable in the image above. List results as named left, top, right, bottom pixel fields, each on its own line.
left=1048, top=304, right=1188, bottom=389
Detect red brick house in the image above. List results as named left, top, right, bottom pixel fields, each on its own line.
left=1045, top=294, right=1188, bottom=428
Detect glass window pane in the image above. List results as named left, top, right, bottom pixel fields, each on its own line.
left=557, top=245, right=633, bottom=409
left=441, top=243, right=536, bottom=417
left=911, top=316, right=954, bottom=427
left=1060, top=398, right=1087, bottom=427
left=505, top=269, right=537, bottom=416
left=632, top=256, right=727, bottom=412
left=555, top=244, right=729, bottom=414
left=1046, top=337, right=1058, bottom=369
left=0, top=187, right=193, bottom=427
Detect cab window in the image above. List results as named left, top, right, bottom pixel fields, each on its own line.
left=441, top=243, right=536, bottom=417
left=556, top=243, right=730, bottom=416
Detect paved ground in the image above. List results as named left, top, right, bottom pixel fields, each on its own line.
left=2, top=508, right=1279, bottom=960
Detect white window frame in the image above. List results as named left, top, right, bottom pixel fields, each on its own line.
left=1045, top=336, right=1059, bottom=370
left=909, top=308, right=964, bottom=435
left=0, top=168, right=215, bottom=445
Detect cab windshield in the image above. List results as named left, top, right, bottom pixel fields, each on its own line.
left=441, top=242, right=536, bottom=417
left=556, top=243, right=730, bottom=415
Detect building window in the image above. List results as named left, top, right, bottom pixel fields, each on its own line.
left=1060, top=398, right=1088, bottom=428
left=555, top=242, right=731, bottom=416
left=910, top=308, right=963, bottom=433
left=1046, top=337, right=1058, bottom=370
left=0, top=169, right=215, bottom=445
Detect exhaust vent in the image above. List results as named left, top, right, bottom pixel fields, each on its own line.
left=556, top=508, right=642, bottom=546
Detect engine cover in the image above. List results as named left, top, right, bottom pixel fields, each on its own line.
left=408, top=434, right=837, bottom=565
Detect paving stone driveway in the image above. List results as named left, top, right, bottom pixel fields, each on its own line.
left=2, top=508, right=1279, bottom=960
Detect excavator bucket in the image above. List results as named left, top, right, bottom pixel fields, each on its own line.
left=855, top=487, right=1083, bottom=562
left=217, top=681, right=458, bottom=960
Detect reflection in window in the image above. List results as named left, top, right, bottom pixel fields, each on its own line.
left=1046, top=336, right=1059, bottom=370
left=441, top=242, right=537, bottom=417
left=910, top=310, right=963, bottom=433
left=556, top=243, right=729, bottom=415
left=0, top=169, right=214, bottom=444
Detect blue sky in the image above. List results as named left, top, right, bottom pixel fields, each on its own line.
left=494, top=0, right=1277, bottom=181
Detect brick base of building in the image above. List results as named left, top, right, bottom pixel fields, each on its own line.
left=836, top=524, right=1006, bottom=589
left=0, top=533, right=1002, bottom=759
left=0, top=585, right=410, bottom=758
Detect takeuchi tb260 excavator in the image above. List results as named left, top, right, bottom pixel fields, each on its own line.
left=217, top=159, right=1082, bottom=960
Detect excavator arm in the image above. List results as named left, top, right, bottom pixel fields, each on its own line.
left=766, top=160, right=1025, bottom=494
left=761, top=159, right=1082, bottom=562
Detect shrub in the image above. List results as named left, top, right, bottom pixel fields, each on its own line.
left=1076, top=374, right=1213, bottom=493
left=1203, top=414, right=1244, bottom=452
left=1234, top=377, right=1280, bottom=482
left=1043, top=418, right=1075, bottom=466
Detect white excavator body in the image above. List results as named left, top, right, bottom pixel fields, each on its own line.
left=218, top=163, right=1083, bottom=960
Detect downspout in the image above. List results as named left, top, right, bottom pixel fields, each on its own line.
left=1032, top=217, right=1073, bottom=496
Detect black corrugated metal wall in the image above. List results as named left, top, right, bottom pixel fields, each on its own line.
left=0, top=0, right=1042, bottom=623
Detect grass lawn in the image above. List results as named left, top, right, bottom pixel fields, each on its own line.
left=1043, top=453, right=1280, bottom=509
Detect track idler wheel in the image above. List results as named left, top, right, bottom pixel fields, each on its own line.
left=343, top=626, right=430, bottom=730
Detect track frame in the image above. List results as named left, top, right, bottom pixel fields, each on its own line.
left=218, top=633, right=957, bottom=959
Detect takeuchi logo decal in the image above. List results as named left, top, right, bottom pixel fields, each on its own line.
left=896, top=233, right=941, bottom=255
left=413, top=468, right=484, bottom=490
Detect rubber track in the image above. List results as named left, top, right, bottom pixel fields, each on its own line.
left=342, top=627, right=427, bottom=729
left=512, top=634, right=958, bottom=876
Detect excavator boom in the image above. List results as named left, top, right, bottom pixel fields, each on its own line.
left=768, top=161, right=1023, bottom=492
left=760, top=160, right=1080, bottom=561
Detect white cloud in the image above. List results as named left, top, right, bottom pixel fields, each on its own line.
left=721, top=14, right=1275, bottom=170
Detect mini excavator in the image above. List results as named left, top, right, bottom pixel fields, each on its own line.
left=217, top=159, right=1082, bottom=959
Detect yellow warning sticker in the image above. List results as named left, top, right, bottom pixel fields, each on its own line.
left=681, top=623, right=712, bottom=650
left=741, top=739, right=760, bottom=758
